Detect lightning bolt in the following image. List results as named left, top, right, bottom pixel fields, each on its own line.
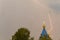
left=48, top=13, right=53, bottom=37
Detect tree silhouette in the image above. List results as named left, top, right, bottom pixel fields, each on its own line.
left=12, top=28, right=30, bottom=40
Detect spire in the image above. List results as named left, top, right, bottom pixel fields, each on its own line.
left=41, top=22, right=48, bottom=37
left=39, top=22, right=52, bottom=40
left=42, top=21, right=46, bottom=29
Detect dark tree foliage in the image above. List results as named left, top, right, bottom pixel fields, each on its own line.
left=39, top=34, right=52, bottom=40
left=29, top=37, right=34, bottom=40
left=12, top=28, right=30, bottom=40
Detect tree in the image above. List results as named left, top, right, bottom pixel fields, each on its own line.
left=39, top=34, right=52, bottom=40
left=12, top=28, right=30, bottom=40
left=29, top=37, right=34, bottom=40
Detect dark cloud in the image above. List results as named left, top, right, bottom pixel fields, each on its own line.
left=49, top=4, right=60, bottom=12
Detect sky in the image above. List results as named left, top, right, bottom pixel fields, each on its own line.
left=0, top=0, right=60, bottom=40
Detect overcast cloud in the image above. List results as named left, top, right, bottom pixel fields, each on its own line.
left=0, top=0, right=60, bottom=40
left=42, top=0, right=60, bottom=12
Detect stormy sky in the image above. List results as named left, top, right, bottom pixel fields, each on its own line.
left=0, top=0, right=60, bottom=40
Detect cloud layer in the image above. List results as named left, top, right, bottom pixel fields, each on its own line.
left=0, top=0, right=60, bottom=40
